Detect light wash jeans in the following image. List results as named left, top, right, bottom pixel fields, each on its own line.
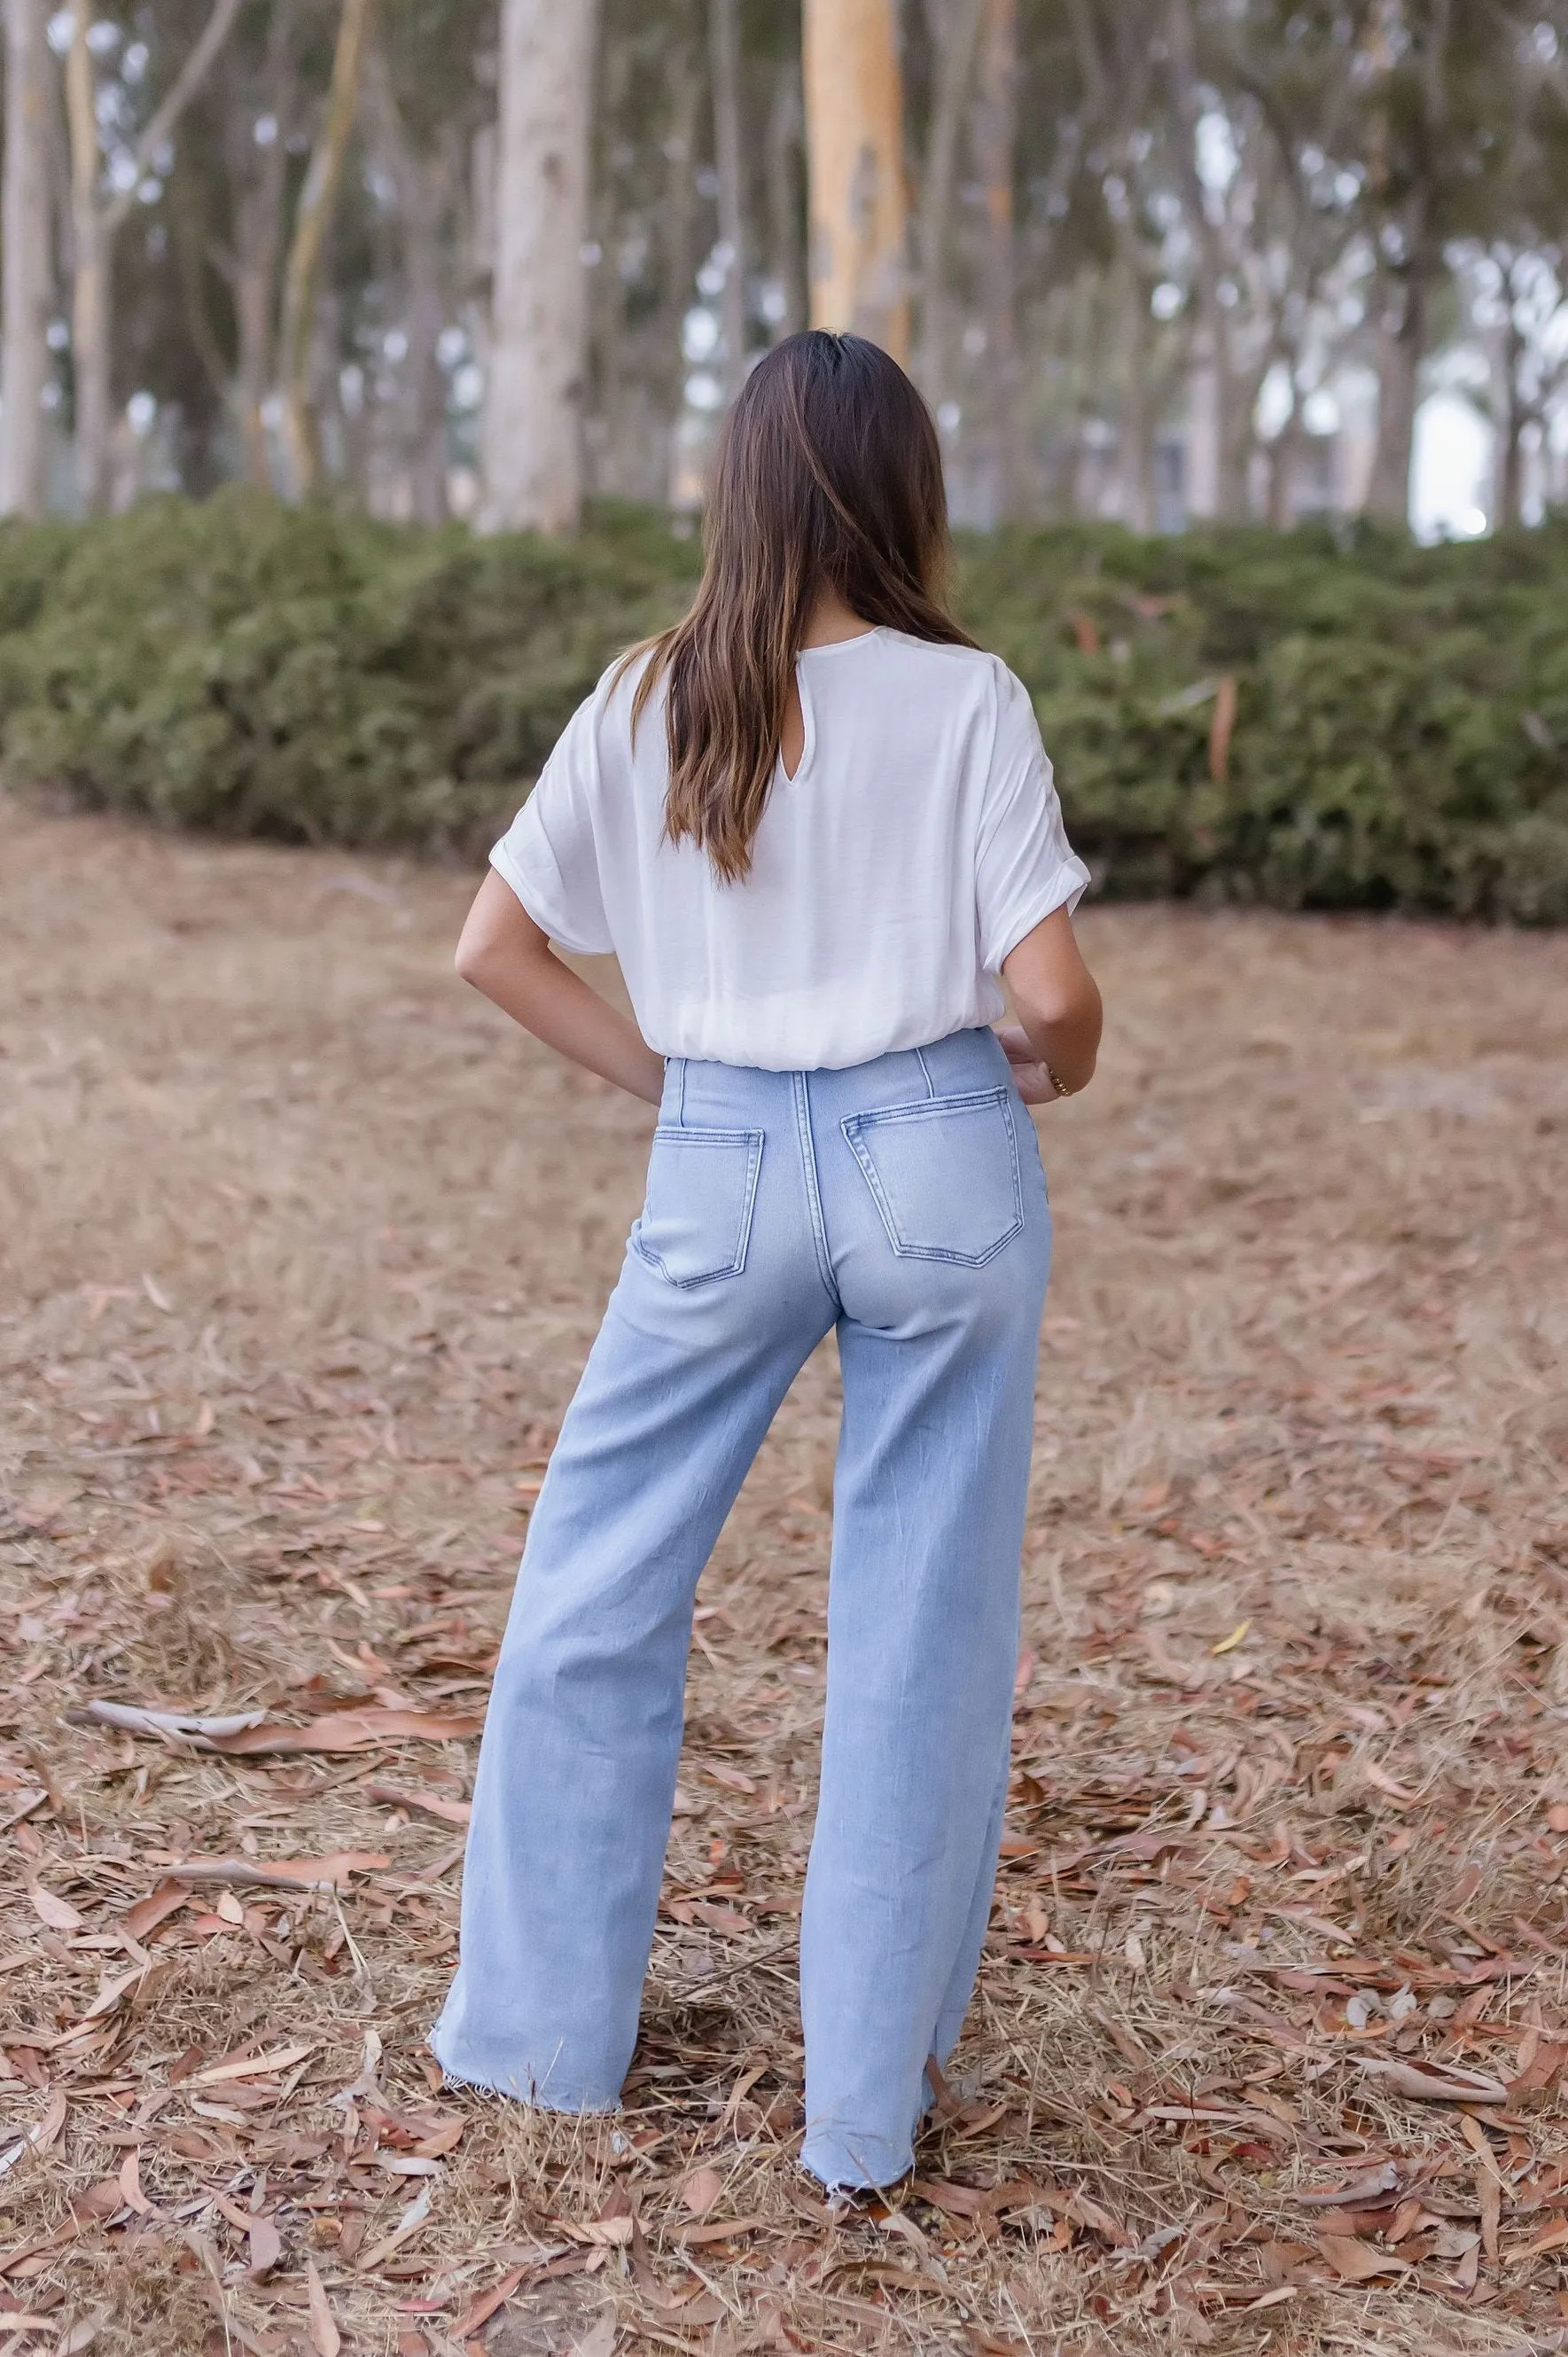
left=432, top=1026, right=1051, bottom=2188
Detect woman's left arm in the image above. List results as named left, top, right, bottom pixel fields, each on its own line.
left=997, top=905, right=1104, bottom=1104
left=456, top=870, right=666, bottom=1106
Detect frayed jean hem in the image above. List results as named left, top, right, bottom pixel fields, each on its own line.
left=428, top=2028, right=620, bottom=2116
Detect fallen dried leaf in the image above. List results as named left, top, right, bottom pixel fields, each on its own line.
left=121, top=1880, right=189, bottom=1941
left=1317, top=2233, right=1410, bottom=2283
left=305, top=2256, right=341, bottom=2357
left=451, top=2263, right=527, bottom=2339
left=27, top=1886, right=82, bottom=1934
left=192, top=2040, right=316, bottom=2085
left=355, top=2181, right=433, bottom=2271
left=68, top=1704, right=267, bottom=1747
left=1513, top=2218, right=1568, bottom=2259
left=169, top=1854, right=389, bottom=1893
left=30, top=2092, right=66, bottom=2154
left=362, top=1781, right=472, bottom=1827
left=1357, top=2057, right=1509, bottom=2104
left=71, top=1702, right=481, bottom=1754
left=117, top=2149, right=152, bottom=2218
left=680, top=2165, right=724, bottom=2217
left=1296, top=2161, right=1402, bottom=2207
left=674, top=2213, right=771, bottom=2246
left=215, top=1707, right=484, bottom=1755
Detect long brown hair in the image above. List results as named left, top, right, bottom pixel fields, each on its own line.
left=628, top=331, right=973, bottom=882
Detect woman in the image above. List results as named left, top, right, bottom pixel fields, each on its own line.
left=432, top=331, right=1102, bottom=2193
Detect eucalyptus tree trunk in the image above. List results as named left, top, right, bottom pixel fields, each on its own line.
left=63, top=5, right=109, bottom=512
left=915, top=0, right=982, bottom=404
left=1267, top=374, right=1303, bottom=530
left=365, top=46, right=453, bottom=523
left=766, top=58, right=807, bottom=340
left=1368, top=250, right=1428, bottom=526
left=1120, top=254, right=1156, bottom=533
left=1494, top=296, right=1528, bottom=531
left=1, top=0, right=51, bottom=517
left=278, top=0, right=378, bottom=498
left=230, top=0, right=299, bottom=488
left=972, top=0, right=1021, bottom=517
left=63, top=0, right=246, bottom=511
left=709, top=0, right=746, bottom=399
left=802, top=0, right=910, bottom=363
left=481, top=0, right=600, bottom=533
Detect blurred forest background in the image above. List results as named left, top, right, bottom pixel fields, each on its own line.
left=0, top=0, right=1566, bottom=922
left=4, top=0, right=1568, bottom=539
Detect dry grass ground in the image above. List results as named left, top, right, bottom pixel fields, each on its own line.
left=2, top=793, right=1567, bottom=2357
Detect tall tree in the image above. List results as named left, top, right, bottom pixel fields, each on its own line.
left=1360, top=0, right=1505, bottom=523
left=916, top=0, right=983, bottom=409
left=972, top=0, right=1021, bottom=515
left=482, top=0, right=601, bottom=531
left=0, top=0, right=51, bottom=517
left=62, top=0, right=246, bottom=511
left=1065, top=0, right=1173, bottom=530
left=802, top=0, right=910, bottom=361
left=709, top=0, right=746, bottom=398
left=278, top=0, right=379, bottom=498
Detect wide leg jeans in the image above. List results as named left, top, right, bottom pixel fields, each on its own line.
left=431, top=1026, right=1051, bottom=2188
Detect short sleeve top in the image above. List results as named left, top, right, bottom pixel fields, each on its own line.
left=491, top=627, right=1088, bottom=1072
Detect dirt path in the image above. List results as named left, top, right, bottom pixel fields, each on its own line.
left=2, top=795, right=1566, bottom=2354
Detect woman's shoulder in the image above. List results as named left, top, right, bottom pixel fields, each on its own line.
left=876, top=630, right=1031, bottom=714
left=590, top=640, right=661, bottom=717
left=878, top=628, right=1015, bottom=680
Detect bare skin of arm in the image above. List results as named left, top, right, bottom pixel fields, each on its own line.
left=997, top=905, right=1104, bottom=1103
left=455, top=871, right=666, bottom=1106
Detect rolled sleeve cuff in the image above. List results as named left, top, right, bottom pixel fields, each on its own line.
left=488, top=834, right=612, bottom=957
left=986, top=853, right=1092, bottom=972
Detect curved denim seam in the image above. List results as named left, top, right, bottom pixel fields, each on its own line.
left=630, top=1125, right=764, bottom=1288
left=839, top=1089, right=1024, bottom=1267
left=792, top=1071, right=838, bottom=1299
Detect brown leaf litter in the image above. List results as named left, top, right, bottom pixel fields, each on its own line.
left=2, top=798, right=1568, bottom=2353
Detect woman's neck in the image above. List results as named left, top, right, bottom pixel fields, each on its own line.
left=799, top=589, right=875, bottom=649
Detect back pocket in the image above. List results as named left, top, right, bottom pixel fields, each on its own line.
left=631, top=1126, right=765, bottom=1287
left=842, top=1089, right=1023, bottom=1267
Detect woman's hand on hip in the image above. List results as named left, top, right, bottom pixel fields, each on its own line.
left=995, top=1024, right=1060, bottom=1105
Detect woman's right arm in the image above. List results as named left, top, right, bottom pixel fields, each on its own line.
left=456, top=870, right=666, bottom=1107
left=998, top=905, right=1103, bottom=1103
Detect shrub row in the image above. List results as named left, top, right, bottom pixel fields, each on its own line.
left=1, top=488, right=1564, bottom=921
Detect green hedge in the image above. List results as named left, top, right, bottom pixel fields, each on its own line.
left=1, top=487, right=1565, bottom=920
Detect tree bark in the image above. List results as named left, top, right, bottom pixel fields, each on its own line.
left=481, top=0, right=600, bottom=532
left=364, top=47, right=453, bottom=524
left=1184, top=329, right=1220, bottom=522
left=1367, top=249, right=1427, bottom=526
left=1, top=0, right=51, bottom=517
left=662, top=42, right=704, bottom=511
left=1121, top=256, right=1156, bottom=533
left=801, top=0, right=910, bottom=363
left=709, top=0, right=746, bottom=400
left=972, top=0, right=1021, bottom=518
left=63, top=4, right=109, bottom=512
left=227, top=0, right=299, bottom=488
left=765, top=57, right=806, bottom=340
left=915, top=0, right=981, bottom=404
left=1266, top=367, right=1303, bottom=530
left=1493, top=261, right=1528, bottom=532
left=64, top=0, right=246, bottom=511
left=278, top=0, right=379, bottom=501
